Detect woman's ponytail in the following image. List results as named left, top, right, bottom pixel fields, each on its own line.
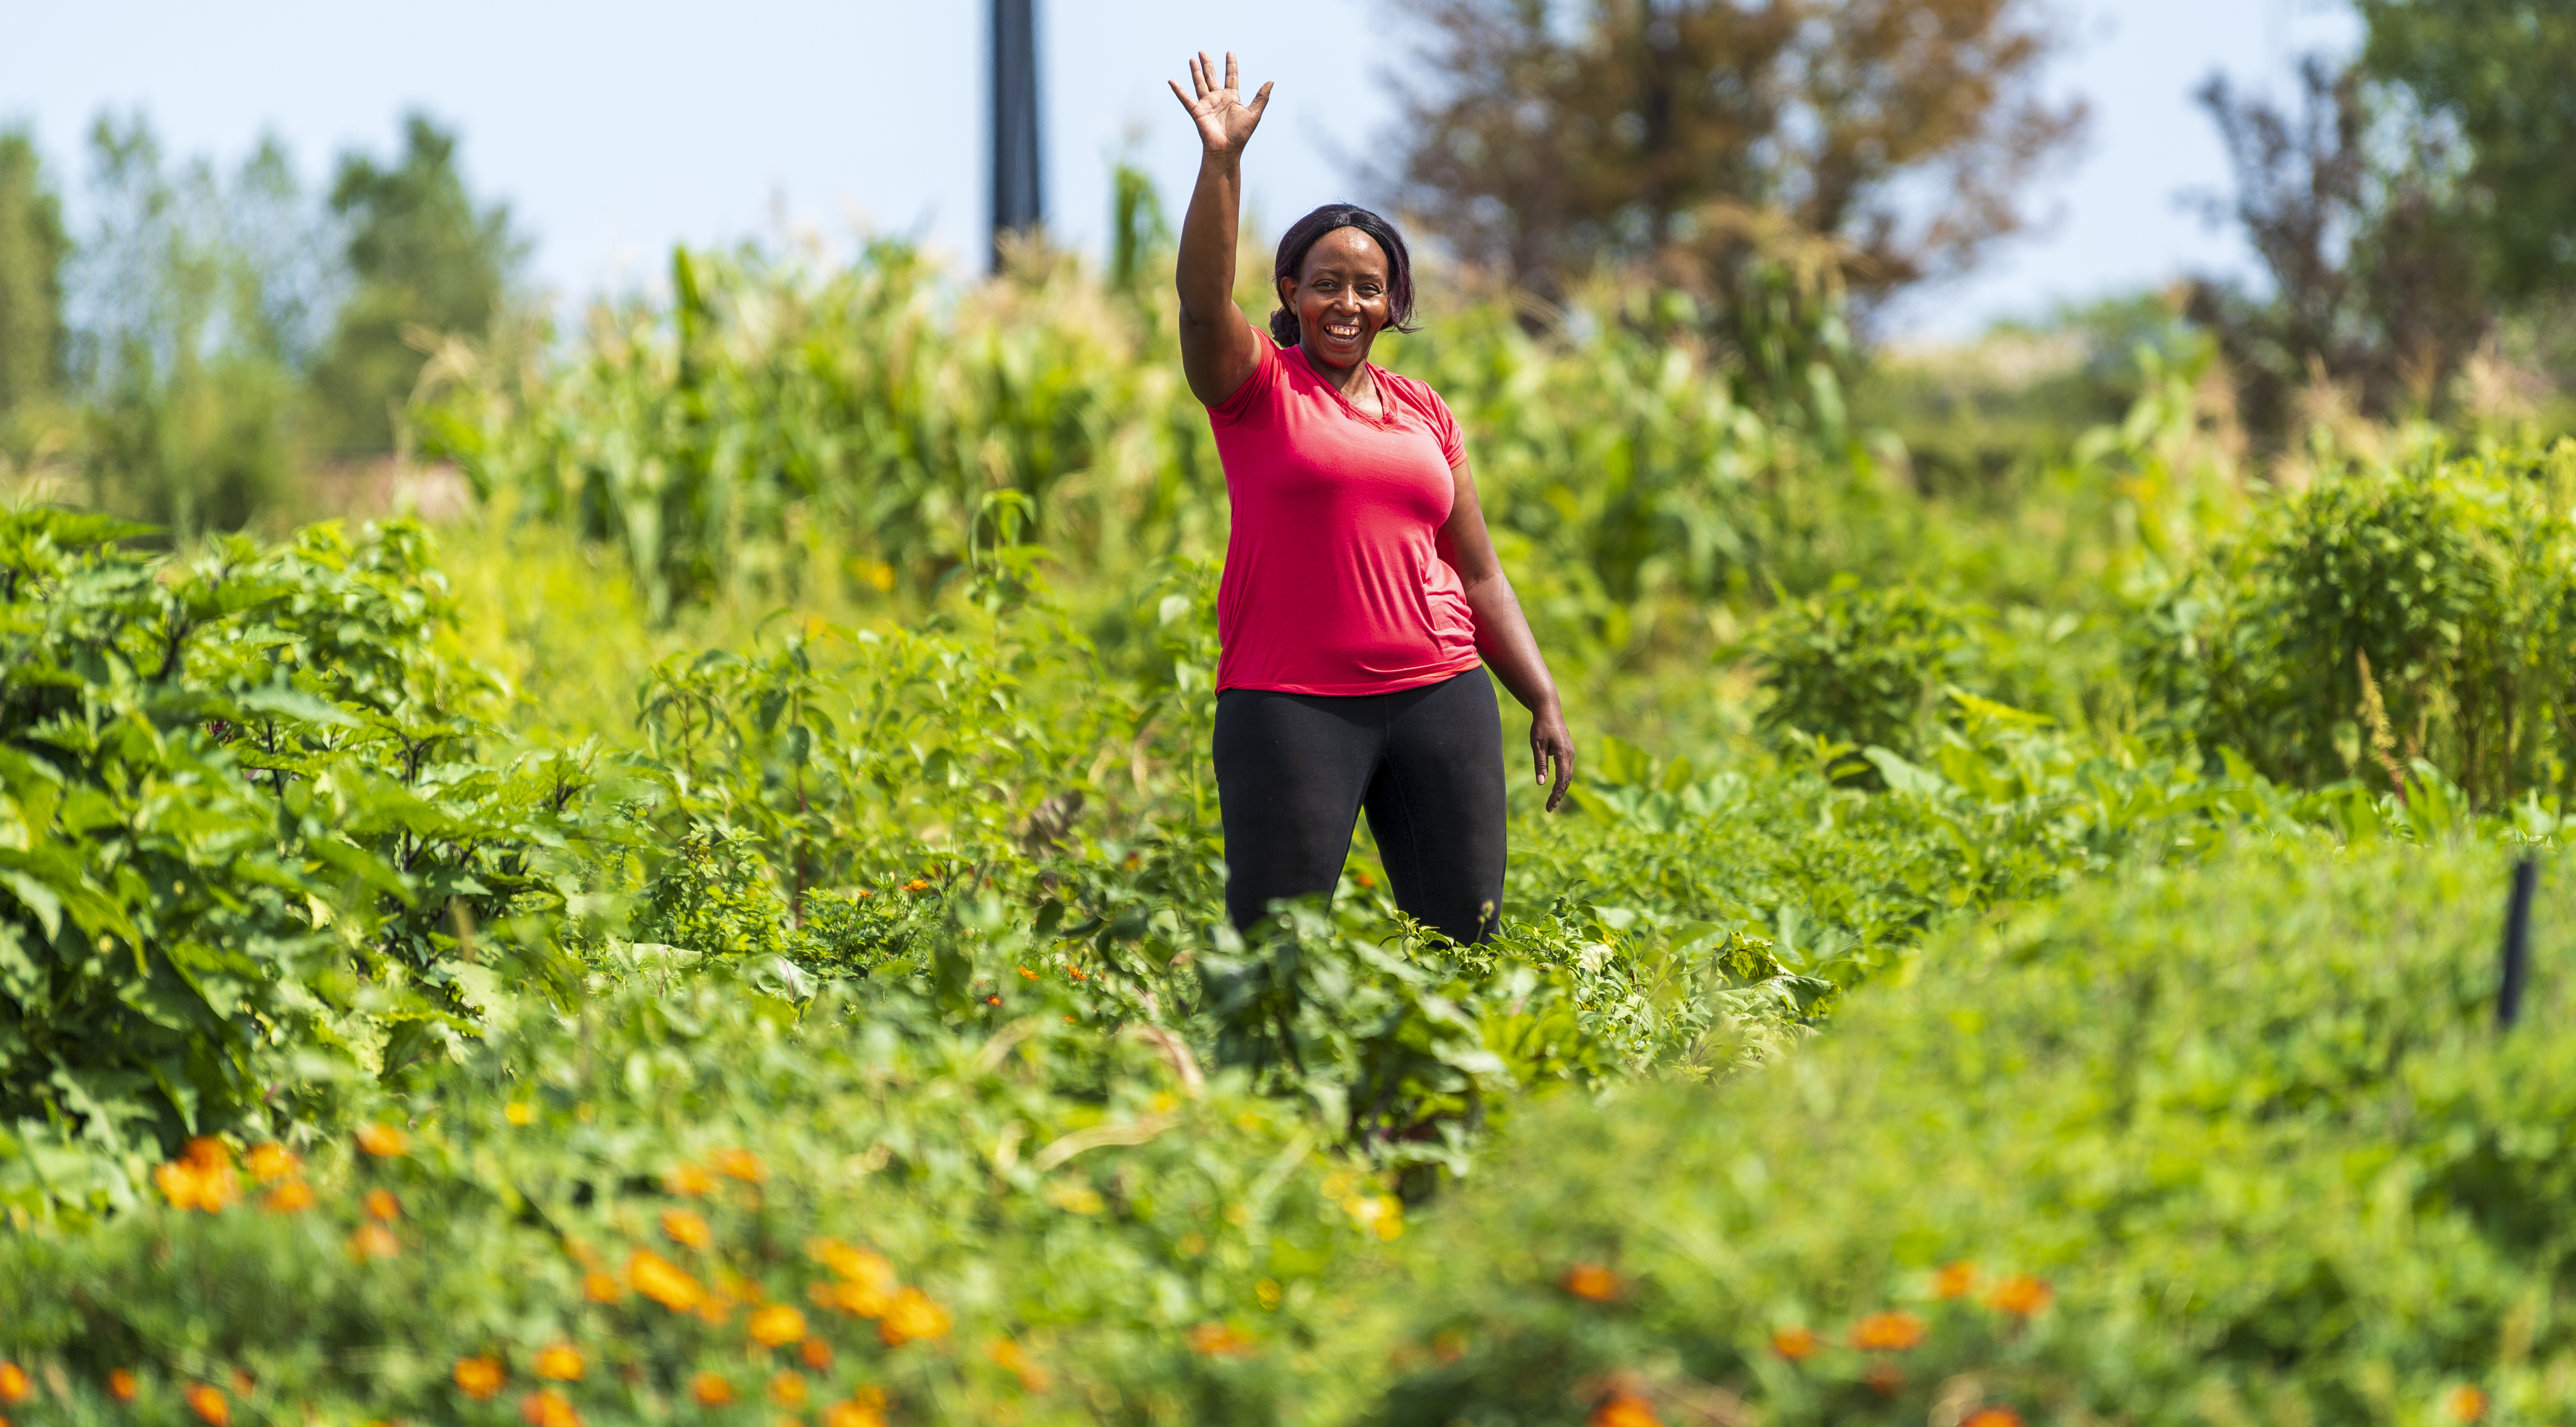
left=1267, top=307, right=1300, bottom=346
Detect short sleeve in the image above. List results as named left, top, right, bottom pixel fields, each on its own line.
left=1207, top=336, right=1283, bottom=423
left=1423, top=386, right=1466, bottom=468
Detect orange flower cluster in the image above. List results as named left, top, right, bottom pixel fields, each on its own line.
left=156, top=1139, right=240, bottom=1212
left=364, top=1189, right=401, bottom=1222
left=630, top=1249, right=708, bottom=1313
left=244, top=1143, right=300, bottom=1183
left=454, top=1356, right=505, bottom=1400
left=1186, top=1323, right=1254, bottom=1357
left=660, top=1208, right=712, bottom=1249
left=520, top=1388, right=580, bottom=1427
left=1850, top=1311, right=1928, bottom=1352
left=822, top=1387, right=890, bottom=1427
left=185, top=1383, right=230, bottom=1426
left=2446, top=1386, right=2490, bottom=1424
left=1560, top=1263, right=1620, bottom=1302
left=689, top=1373, right=735, bottom=1407
left=108, top=1369, right=138, bottom=1403
left=749, top=1305, right=809, bottom=1348
left=880, top=1288, right=952, bottom=1347
left=1768, top=1326, right=1819, bottom=1361
left=355, top=1123, right=408, bottom=1158
left=1963, top=1408, right=2023, bottom=1427
left=988, top=1338, right=1050, bottom=1392
left=1586, top=1391, right=1662, bottom=1427
left=768, top=1370, right=809, bottom=1408
left=1987, top=1273, right=2052, bottom=1317
left=807, top=1239, right=896, bottom=1316
left=710, top=1147, right=766, bottom=1183
left=0, top=1363, right=28, bottom=1404
left=665, top=1162, right=717, bottom=1197
left=534, top=1345, right=585, bottom=1382
left=1934, top=1261, right=1978, bottom=1300
left=348, top=1223, right=400, bottom=1261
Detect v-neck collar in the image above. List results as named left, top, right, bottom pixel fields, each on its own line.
left=1287, top=343, right=1396, bottom=428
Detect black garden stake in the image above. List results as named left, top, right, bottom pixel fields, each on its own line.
left=2498, top=856, right=2537, bottom=1030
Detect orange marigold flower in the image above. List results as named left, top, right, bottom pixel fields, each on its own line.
left=1987, top=1274, right=2052, bottom=1317
left=689, top=1372, right=736, bottom=1407
left=711, top=1147, right=766, bottom=1182
left=1851, top=1311, right=1927, bottom=1352
left=630, top=1249, right=708, bottom=1312
left=355, top=1123, right=408, bottom=1158
left=454, top=1356, right=506, bottom=1400
left=348, top=1223, right=400, bottom=1261
left=1934, top=1261, right=1979, bottom=1300
left=1560, top=1263, right=1620, bottom=1302
left=262, top=1178, right=316, bottom=1213
left=1769, top=1326, right=1819, bottom=1361
left=822, top=1395, right=888, bottom=1427
left=184, top=1383, right=230, bottom=1427
left=1018, top=967, right=1037, bottom=980
left=520, top=1388, right=580, bottom=1427
left=749, top=1304, right=809, bottom=1347
left=2446, top=1386, right=2490, bottom=1424
left=364, top=1189, right=401, bottom=1222
left=0, top=1364, right=25, bottom=1403
left=1587, top=1391, right=1663, bottom=1427
left=1963, top=1409, right=2024, bottom=1427
left=809, top=1240, right=898, bottom=1292
left=1067, top=965, right=1087, bottom=981
left=1186, top=1323, right=1253, bottom=1357
left=903, top=879, right=930, bottom=893
left=1864, top=1361, right=1904, bottom=1396
left=583, top=1271, right=624, bottom=1303
left=183, top=1137, right=230, bottom=1171
left=983, top=995, right=1001, bottom=1007
left=244, top=1143, right=301, bottom=1184
left=800, top=1339, right=834, bottom=1371
left=155, top=1156, right=241, bottom=1213
left=661, top=1208, right=713, bottom=1249
left=988, top=1338, right=1049, bottom=1392
left=769, top=1371, right=809, bottom=1408
left=534, top=1345, right=585, bottom=1382
left=665, top=1162, right=717, bottom=1197
left=108, top=1369, right=139, bottom=1403
left=879, top=1287, right=952, bottom=1347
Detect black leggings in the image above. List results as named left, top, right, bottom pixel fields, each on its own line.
left=1211, top=669, right=1507, bottom=944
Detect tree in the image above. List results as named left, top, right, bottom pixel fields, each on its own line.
left=308, top=114, right=522, bottom=454
left=2360, top=0, right=2576, bottom=304
left=2183, top=58, right=2486, bottom=440
left=1385, top=0, right=2083, bottom=324
left=0, top=127, right=68, bottom=417
left=69, top=114, right=315, bottom=536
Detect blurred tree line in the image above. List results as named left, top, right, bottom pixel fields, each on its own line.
left=1382, top=0, right=2576, bottom=472
left=0, top=110, right=519, bottom=536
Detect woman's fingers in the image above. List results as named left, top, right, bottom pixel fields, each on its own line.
left=1246, top=81, right=1273, bottom=122
left=1223, top=50, right=1240, bottom=96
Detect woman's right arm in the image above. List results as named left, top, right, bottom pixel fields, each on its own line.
left=1168, top=51, right=1271, bottom=406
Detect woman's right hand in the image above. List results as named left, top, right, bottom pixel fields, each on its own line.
left=1169, top=51, right=1271, bottom=158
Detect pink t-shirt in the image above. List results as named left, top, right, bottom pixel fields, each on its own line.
left=1206, top=339, right=1483, bottom=695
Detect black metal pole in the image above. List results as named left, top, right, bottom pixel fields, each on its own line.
left=990, top=0, right=1043, bottom=273
left=2498, top=856, right=2536, bottom=1030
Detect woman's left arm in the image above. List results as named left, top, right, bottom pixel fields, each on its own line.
left=1439, top=456, right=1575, bottom=811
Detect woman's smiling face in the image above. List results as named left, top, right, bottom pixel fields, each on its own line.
left=1280, top=227, right=1391, bottom=371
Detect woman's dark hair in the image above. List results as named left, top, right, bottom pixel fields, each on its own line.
left=1268, top=204, right=1418, bottom=347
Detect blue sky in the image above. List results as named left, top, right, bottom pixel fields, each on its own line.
left=2, top=0, right=2358, bottom=339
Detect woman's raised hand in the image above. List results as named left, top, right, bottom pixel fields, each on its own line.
left=1169, top=51, right=1272, bottom=158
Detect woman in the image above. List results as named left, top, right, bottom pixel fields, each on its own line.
left=1169, top=51, right=1574, bottom=946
